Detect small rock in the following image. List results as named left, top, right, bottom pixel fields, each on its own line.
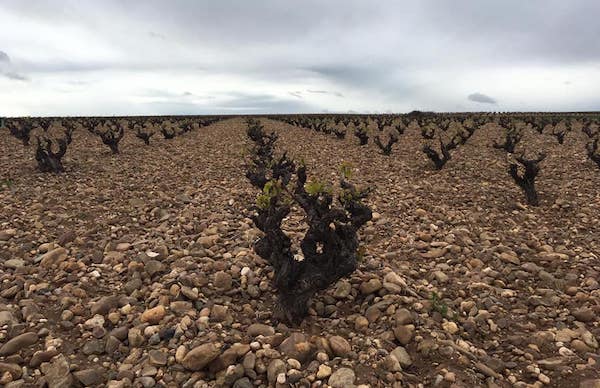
left=39, top=247, right=68, bottom=268
left=328, top=368, right=355, bottom=388
left=395, top=308, right=413, bottom=325
left=4, top=259, right=25, bottom=269
left=73, top=368, right=105, bottom=386
left=391, top=346, right=412, bottom=367
left=267, top=359, right=286, bottom=383
left=572, top=308, right=596, bottom=322
left=360, top=278, right=382, bottom=294
left=148, top=350, right=167, bottom=366
left=333, top=280, right=352, bottom=299
left=141, top=305, right=166, bottom=324
left=41, top=354, right=73, bottom=388
left=317, top=365, right=332, bottom=379
left=354, top=316, right=369, bottom=332
left=393, top=324, right=415, bottom=345
left=115, top=242, right=131, bottom=251
left=214, top=271, right=233, bottom=290
left=0, top=332, right=39, bottom=356
left=329, top=336, right=351, bottom=357
left=0, top=229, right=17, bottom=241
left=442, top=321, right=459, bottom=335
left=381, top=354, right=402, bottom=372
left=182, top=343, right=220, bottom=371
left=247, top=323, right=275, bottom=337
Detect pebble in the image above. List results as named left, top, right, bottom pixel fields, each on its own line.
left=329, top=336, right=351, bottom=357
left=328, top=368, right=356, bottom=388
left=0, top=332, right=39, bottom=356
left=181, top=343, right=220, bottom=371
left=140, top=305, right=166, bottom=324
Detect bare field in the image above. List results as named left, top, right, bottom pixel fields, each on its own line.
left=0, top=116, right=599, bottom=387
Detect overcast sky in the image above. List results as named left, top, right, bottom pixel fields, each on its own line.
left=1, top=0, right=599, bottom=116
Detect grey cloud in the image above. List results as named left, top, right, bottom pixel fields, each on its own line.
left=468, top=93, right=497, bottom=104
left=306, top=90, right=344, bottom=97
left=216, top=93, right=315, bottom=113
left=1, top=1, right=599, bottom=114
left=0, top=49, right=28, bottom=81
left=3, top=71, right=28, bottom=81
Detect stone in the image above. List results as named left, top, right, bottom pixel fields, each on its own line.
left=141, top=305, right=166, bottom=324
left=82, top=340, right=105, bottom=355
left=115, top=242, right=131, bottom=251
left=333, top=280, right=352, bottom=299
left=329, top=336, right=351, bottom=357
left=91, top=296, right=120, bottom=315
left=4, top=259, right=25, bottom=269
left=0, top=229, right=17, bottom=241
left=214, top=271, right=232, bottom=290
left=0, top=363, right=22, bottom=379
left=354, top=316, right=369, bottom=332
left=442, top=321, right=459, bottom=334
left=0, top=311, right=17, bottom=326
left=328, top=368, right=356, bottom=388
left=421, top=248, right=446, bottom=259
left=124, top=278, right=143, bottom=294
left=233, top=377, right=253, bottom=388
left=572, top=308, right=595, bottom=322
left=41, top=354, right=73, bottom=388
left=267, top=359, right=286, bottom=383
left=144, top=260, right=164, bottom=277
left=580, top=380, right=600, bottom=388
left=0, top=332, right=39, bottom=356
left=279, top=333, right=313, bottom=363
left=39, top=247, right=68, bottom=268
left=433, top=271, right=449, bottom=283
left=393, top=324, right=415, bottom=345
left=395, top=308, right=413, bottom=325
left=360, top=278, right=382, bottom=294
left=73, top=368, right=105, bottom=386
left=148, top=350, right=167, bottom=366
left=128, top=328, right=144, bottom=348
left=247, top=323, right=275, bottom=337
left=317, top=364, right=332, bottom=379
left=391, top=346, right=412, bottom=367
left=57, top=230, right=77, bottom=246
left=182, top=343, right=220, bottom=371
left=381, top=354, right=401, bottom=372
left=198, top=235, right=218, bottom=248
left=209, top=344, right=250, bottom=373
left=582, top=331, right=598, bottom=349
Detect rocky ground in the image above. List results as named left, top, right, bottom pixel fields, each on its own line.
left=0, top=117, right=599, bottom=388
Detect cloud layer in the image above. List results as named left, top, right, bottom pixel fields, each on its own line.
left=1, top=1, right=599, bottom=116
left=468, top=93, right=497, bottom=104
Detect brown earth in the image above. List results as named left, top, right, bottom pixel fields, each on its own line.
left=0, top=117, right=598, bottom=387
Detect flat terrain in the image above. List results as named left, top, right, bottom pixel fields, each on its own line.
left=0, top=117, right=599, bottom=387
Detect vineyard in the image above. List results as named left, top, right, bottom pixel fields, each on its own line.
left=0, top=113, right=599, bottom=387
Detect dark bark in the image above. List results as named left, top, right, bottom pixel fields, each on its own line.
left=245, top=120, right=372, bottom=324
left=135, top=127, right=154, bottom=145
left=422, top=137, right=451, bottom=169
left=7, top=121, right=33, bottom=146
left=586, top=138, right=600, bottom=168
left=160, top=127, right=176, bottom=139
left=333, top=128, right=346, bottom=139
left=354, top=128, right=369, bottom=145
left=493, top=129, right=522, bottom=153
left=374, top=133, right=399, bottom=155
left=509, top=153, right=546, bottom=206
left=97, top=126, right=125, bottom=154
left=35, top=136, right=68, bottom=173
